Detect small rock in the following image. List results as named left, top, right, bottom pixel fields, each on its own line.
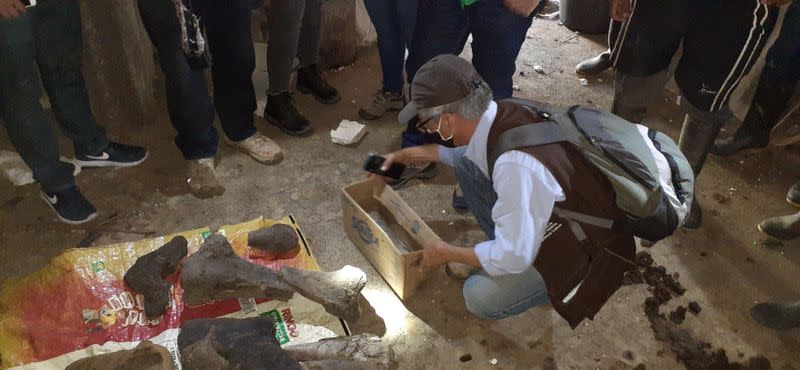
left=579, top=78, right=589, bottom=86
left=634, top=364, right=646, bottom=370
left=700, top=251, right=708, bottom=257
left=330, top=120, right=367, bottom=146
left=460, top=354, right=472, bottom=362
left=513, top=85, right=521, bottom=91
left=623, top=350, right=635, bottom=361
left=534, top=65, right=545, bottom=74
left=519, top=71, right=527, bottom=76
left=490, top=358, right=498, bottom=365
left=688, top=301, right=702, bottom=315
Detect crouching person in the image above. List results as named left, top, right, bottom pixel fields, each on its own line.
left=378, top=55, right=694, bottom=326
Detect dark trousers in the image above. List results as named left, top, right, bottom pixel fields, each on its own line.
left=738, top=1, right=800, bottom=135
left=137, top=0, right=257, bottom=160
left=401, top=0, right=534, bottom=148
left=364, top=0, right=418, bottom=94
left=0, top=0, right=108, bottom=192
left=266, top=0, right=323, bottom=93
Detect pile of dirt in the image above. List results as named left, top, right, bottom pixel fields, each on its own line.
left=629, top=251, right=772, bottom=370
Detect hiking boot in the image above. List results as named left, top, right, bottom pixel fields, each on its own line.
left=750, top=301, right=800, bottom=330
left=75, top=142, right=148, bottom=168
left=787, top=180, right=800, bottom=206
left=187, top=158, right=225, bottom=199
left=297, top=64, right=341, bottom=104
left=710, top=133, right=769, bottom=157
left=758, top=211, right=800, bottom=240
left=225, top=131, right=283, bottom=164
left=387, top=162, right=438, bottom=190
left=575, top=51, right=611, bottom=76
left=682, top=199, right=702, bottom=229
left=265, top=91, right=313, bottom=137
left=40, top=186, right=97, bottom=225
left=359, top=90, right=405, bottom=120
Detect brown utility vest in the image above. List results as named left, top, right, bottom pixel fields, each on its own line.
left=486, top=101, right=636, bottom=328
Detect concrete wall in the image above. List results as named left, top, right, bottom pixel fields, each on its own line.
left=78, top=0, right=374, bottom=127
left=80, top=0, right=158, bottom=128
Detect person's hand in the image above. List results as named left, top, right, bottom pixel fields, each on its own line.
left=367, top=149, right=413, bottom=181
left=420, top=240, right=450, bottom=270
left=0, top=0, right=26, bottom=19
left=504, top=0, right=541, bottom=17
left=610, top=0, right=632, bottom=21
left=759, top=0, right=791, bottom=6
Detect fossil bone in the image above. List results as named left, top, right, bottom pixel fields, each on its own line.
left=65, top=341, right=172, bottom=370
left=248, top=224, right=301, bottom=260
left=178, top=316, right=300, bottom=370
left=282, top=265, right=367, bottom=322
left=123, top=236, right=188, bottom=319
left=180, top=234, right=294, bottom=306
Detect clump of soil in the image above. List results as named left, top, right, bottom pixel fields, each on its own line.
left=669, top=306, right=687, bottom=324
left=632, top=251, right=772, bottom=369
left=623, top=269, right=645, bottom=285
left=623, top=350, right=635, bottom=361
left=636, top=251, right=654, bottom=267
left=688, top=302, right=702, bottom=315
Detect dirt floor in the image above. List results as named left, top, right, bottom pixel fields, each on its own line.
left=1, top=17, right=799, bottom=370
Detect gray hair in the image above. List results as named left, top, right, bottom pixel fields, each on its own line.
left=417, top=83, right=493, bottom=122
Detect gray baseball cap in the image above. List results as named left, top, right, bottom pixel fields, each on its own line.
left=398, top=54, right=487, bottom=125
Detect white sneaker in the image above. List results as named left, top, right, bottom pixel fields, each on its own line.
left=187, top=158, right=225, bottom=199
left=226, top=131, right=283, bottom=164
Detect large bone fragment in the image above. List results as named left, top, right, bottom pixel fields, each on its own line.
left=247, top=224, right=300, bottom=260
left=285, top=335, right=392, bottom=368
left=282, top=265, right=367, bottom=322
left=180, top=330, right=228, bottom=370
left=65, top=341, right=172, bottom=370
left=123, top=236, right=188, bottom=319
left=180, top=234, right=294, bottom=306
left=300, top=360, right=384, bottom=370
left=178, top=317, right=301, bottom=370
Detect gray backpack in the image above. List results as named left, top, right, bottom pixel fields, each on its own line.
left=492, top=99, right=695, bottom=241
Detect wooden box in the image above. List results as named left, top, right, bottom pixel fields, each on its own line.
left=341, top=177, right=439, bottom=299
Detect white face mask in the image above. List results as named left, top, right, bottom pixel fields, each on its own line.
left=434, top=116, right=454, bottom=142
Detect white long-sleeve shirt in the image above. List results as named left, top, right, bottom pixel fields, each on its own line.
left=439, top=101, right=565, bottom=276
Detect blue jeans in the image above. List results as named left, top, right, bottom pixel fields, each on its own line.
left=401, top=0, right=535, bottom=148
left=0, top=0, right=108, bottom=192
left=364, top=0, right=418, bottom=94
left=452, top=147, right=550, bottom=319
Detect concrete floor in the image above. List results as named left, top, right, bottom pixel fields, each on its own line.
left=2, top=18, right=800, bottom=370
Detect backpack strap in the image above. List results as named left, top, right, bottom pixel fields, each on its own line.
left=488, top=121, right=567, bottom=177
left=554, top=207, right=636, bottom=268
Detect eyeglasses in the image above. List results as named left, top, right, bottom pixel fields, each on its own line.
left=415, top=116, right=439, bottom=134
